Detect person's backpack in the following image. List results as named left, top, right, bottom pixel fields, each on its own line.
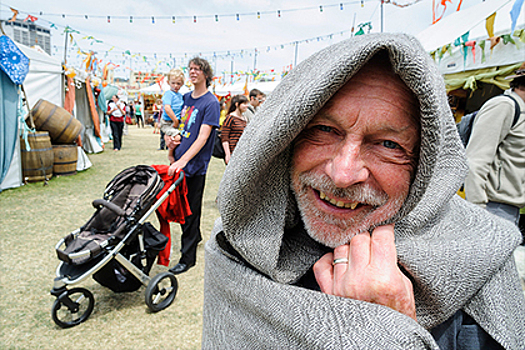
left=456, top=94, right=521, bottom=147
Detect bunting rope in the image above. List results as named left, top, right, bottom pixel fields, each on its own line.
left=4, top=0, right=424, bottom=24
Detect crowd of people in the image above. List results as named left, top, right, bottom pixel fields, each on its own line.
left=102, top=33, right=525, bottom=350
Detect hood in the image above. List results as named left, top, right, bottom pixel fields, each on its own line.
left=216, top=33, right=521, bottom=327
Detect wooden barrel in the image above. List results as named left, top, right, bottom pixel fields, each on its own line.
left=20, top=131, right=54, bottom=182
left=30, top=99, right=82, bottom=144
left=53, top=145, right=78, bottom=176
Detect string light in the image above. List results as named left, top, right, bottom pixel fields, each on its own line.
left=361, top=0, right=364, bottom=7
left=277, top=10, right=281, bottom=17
left=107, top=16, right=110, bottom=23
left=320, top=5, right=323, bottom=12
left=340, top=3, right=344, bottom=10
left=172, top=16, right=176, bottom=24
left=257, top=12, right=260, bottom=19
left=236, top=13, right=239, bottom=20
left=85, top=15, right=88, bottom=19
left=130, top=16, right=133, bottom=23
left=193, top=15, right=197, bottom=23
left=215, top=15, right=219, bottom=21
left=151, top=16, right=155, bottom=24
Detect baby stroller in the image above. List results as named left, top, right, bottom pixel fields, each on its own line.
left=50, top=165, right=184, bottom=328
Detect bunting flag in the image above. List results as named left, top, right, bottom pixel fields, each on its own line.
left=355, top=22, right=372, bottom=36
left=433, top=0, right=452, bottom=24
left=8, top=8, right=19, bottom=22
left=464, top=40, right=476, bottom=63
left=24, top=15, right=38, bottom=22
left=243, top=76, right=249, bottom=95
left=501, top=34, right=516, bottom=45
left=516, top=29, right=525, bottom=43
left=479, top=40, right=486, bottom=63
left=510, top=0, right=525, bottom=34
left=485, top=12, right=496, bottom=38
left=489, top=36, right=501, bottom=50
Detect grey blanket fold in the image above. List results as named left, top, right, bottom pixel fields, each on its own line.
left=203, top=33, right=525, bottom=349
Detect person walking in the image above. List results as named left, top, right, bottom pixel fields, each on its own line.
left=108, top=95, right=125, bottom=151
left=135, top=100, right=144, bottom=128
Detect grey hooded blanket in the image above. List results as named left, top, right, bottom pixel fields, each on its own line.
left=202, top=33, right=525, bottom=349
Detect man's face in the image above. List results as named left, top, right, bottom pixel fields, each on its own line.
left=189, top=62, right=206, bottom=86
left=290, top=62, right=420, bottom=248
left=251, top=94, right=264, bottom=107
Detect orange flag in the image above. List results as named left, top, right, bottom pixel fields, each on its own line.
left=8, top=8, right=18, bottom=22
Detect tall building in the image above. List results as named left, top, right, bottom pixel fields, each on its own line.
left=2, top=19, right=51, bottom=55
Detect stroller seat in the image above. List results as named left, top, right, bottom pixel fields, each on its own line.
left=56, top=165, right=164, bottom=265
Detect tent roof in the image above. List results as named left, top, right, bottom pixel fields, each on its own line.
left=213, top=79, right=280, bottom=96
left=140, top=80, right=191, bottom=95
left=19, top=43, right=62, bottom=75
left=417, top=0, right=515, bottom=52
left=417, top=0, right=525, bottom=75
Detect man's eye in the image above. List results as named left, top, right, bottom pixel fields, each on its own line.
left=315, top=125, right=333, bottom=133
left=383, top=140, right=400, bottom=149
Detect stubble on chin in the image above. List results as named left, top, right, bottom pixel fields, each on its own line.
left=291, top=171, right=407, bottom=248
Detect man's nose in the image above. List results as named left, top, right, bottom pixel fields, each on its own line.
left=326, top=141, right=369, bottom=188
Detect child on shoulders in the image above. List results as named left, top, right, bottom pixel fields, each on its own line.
left=161, top=68, right=184, bottom=162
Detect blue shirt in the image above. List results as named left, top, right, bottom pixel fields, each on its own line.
left=174, top=91, right=220, bottom=177
left=162, top=90, right=183, bottom=122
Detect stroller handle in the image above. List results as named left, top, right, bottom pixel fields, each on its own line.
left=92, top=199, right=126, bottom=216
left=137, top=171, right=185, bottom=226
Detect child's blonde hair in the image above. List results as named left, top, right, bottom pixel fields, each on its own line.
left=168, top=68, right=185, bottom=82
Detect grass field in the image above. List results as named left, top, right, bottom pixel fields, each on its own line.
left=0, top=126, right=225, bottom=349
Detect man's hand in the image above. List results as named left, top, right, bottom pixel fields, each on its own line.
left=313, top=224, right=416, bottom=320
left=168, top=159, right=187, bottom=176
left=165, top=134, right=181, bottom=150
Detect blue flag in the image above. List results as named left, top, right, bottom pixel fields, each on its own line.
left=510, top=0, right=525, bottom=34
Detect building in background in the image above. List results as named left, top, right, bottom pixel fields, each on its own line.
left=1, top=19, right=52, bottom=55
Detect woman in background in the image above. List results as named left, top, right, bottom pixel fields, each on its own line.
left=221, top=94, right=249, bottom=165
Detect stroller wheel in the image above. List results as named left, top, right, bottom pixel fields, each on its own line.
left=145, top=272, right=178, bottom=312
left=51, top=288, right=95, bottom=328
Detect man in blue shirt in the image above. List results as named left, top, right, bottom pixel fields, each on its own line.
left=167, top=57, right=220, bottom=274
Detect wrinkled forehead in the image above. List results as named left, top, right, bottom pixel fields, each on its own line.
left=320, top=56, right=421, bottom=130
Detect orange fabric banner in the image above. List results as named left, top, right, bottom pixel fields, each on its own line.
left=63, top=77, right=75, bottom=113
left=85, top=77, right=101, bottom=138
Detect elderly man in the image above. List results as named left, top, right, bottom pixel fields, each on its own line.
left=202, top=34, right=525, bottom=349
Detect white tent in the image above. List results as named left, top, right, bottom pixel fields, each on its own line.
left=1, top=43, right=63, bottom=191
left=417, top=0, right=525, bottom=75
left=140, top=80, right=191, bottom=95
left=20, top=44, right=63, bottom=107
left=213, top=79, right=280, bottom=96
left=213, top=81, right=247, bottom=96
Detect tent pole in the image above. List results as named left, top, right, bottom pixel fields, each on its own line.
left=381, top=0, right=384, bottom=33
left=294, top=42, right=299, bottom=68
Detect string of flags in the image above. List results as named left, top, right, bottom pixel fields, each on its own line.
left=60, top=26, right=361, bottom=81
left=9, top=0, right=423, bottom=24
left=429, top=2, right=525, bottom=68
left=5, top=1, right=385, bottom=78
